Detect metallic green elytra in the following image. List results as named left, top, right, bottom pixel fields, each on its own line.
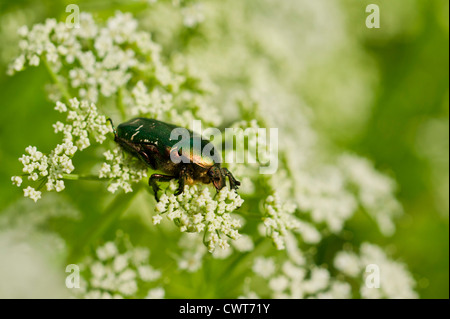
left=108, top=117, right=240, bottom=201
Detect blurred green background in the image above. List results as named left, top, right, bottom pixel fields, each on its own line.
left=0, top=0, right=448, bottom=298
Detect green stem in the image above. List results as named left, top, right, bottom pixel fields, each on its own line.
left=77, top=0, right=146, bottom=12
left=217, top=237, right=267, bottom=296
left=36, top=177, right=48, bottom=191
left=117, top=87, right=127, bottom=121
left=237, top=212, right=262, bottom=219
left=62, top=174, right=104, bottom=181
left=43, top=59, right=71, bottom=103
left=222, top=237, right=266, bottom=278
left=67, top=183, right=143, bottom=263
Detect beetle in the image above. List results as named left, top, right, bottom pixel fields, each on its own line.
left=108, top=117, right=240, bottom=201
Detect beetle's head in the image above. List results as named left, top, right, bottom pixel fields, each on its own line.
left=208, top=164, right=226, bottom=191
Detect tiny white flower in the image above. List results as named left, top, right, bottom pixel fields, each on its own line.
left=13, top=55, right=25, bottom=71
left=117, top=280, right=138, bottom=296
left=11, top=176, right=23, bottom=187
left=334, top=251, right=362, bottom=277
left=269, top=275, right=289, bottom=292
left=23, top=186, right=42, bottom=202
left=17, top=25, right=29, bottom=37
left=55, top=101, right=67, bottom=112
left=96, top=242, right=118, bottom=261
left=253, top=257, right=275, bottom=279
left=113, top=254, right=129, bottom=273
left=29, top=55, right=40, bottom=66
left=138, top=265, right=161, bottom=281
left=55, top=180, right=65, bottom=192
left=232, top=234, right=254, bottom=252
left=146, top=287, right=165, bottom=299
left=152, top=214, right=163, bottom=225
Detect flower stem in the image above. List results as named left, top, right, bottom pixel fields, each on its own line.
left=67, top=182, right=143, bottom=263
left=117, top=87, right=127, bottom=120
left=237, top=212, right=262, bottom=219
left=62, top=174, right=104, bottom=181
left=43, top=59, right=72, bottom=103
left=220, top=237, right=267, bottom=294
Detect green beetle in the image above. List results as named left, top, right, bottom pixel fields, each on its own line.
left=108, top=117, right=240, bottom=201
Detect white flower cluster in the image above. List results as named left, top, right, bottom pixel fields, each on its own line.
left=252, top=257, right=276, bottom=279
left=294, top=167, right=358, bottom=233
left=53, top=98, right=112, bottom=149
left=250, top=257, right=352, bottom=299
left=226, top=118, right=271, bottom=170
left=338, top=154, right=403, bottom=236
left=99, top=146, right=148, bottom=194
left=163, top=88, right=221, bottom=128
left=334, top=243, right=418, bottom=299
left=178, top=3, right=418, bottom=299
left=154, top=182, right=244, bottom=252
left=12, top=99, right=110, bottom=202
left=13, top=144, right=73, bottom=202
left=181, top=3, right=205, bottom=28
left=262, top=193, right=301, bottom=250
left=130, top=80, right=173, bottom=118
left=223, top=117, right=273, bottom=196
left=176, top=233, right=207, bottom=272
left=8, top=12, right=186, bottom=104
left=76, top=235, right=164, bottom=299
left=176, top=231, right=254, bottom=272
left=10, top=14, right=121, bottom=100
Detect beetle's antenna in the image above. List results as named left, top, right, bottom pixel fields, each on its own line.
left=107, top=118, right=117, bottom=135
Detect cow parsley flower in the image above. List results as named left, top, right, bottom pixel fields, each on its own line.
left=334, top=243, right=418, bottom=299
left=338, top=154, right=403, bottom=236
left=23, top=186, right=42, bottom=202
left=52, top=98, right=112, bottom=148
left=252, top=257, right=276, bottom=279
left=175, top=230, right=253, bottom=272
left=334, top=250, right=362, bottom=278
left=181, top=3, right=205, bottom=28
left=269, top=275, right=290, bottom=292
left=12, top=100, right=111, bottom=201
left=154, top=182, right=243, bottom=252
left=75, top=233, right=163, bottom=299
left=252, top=257, right=332, bottom=299
left=294, top=167, right=357, bottom=233
left=231, top=234, right=254, bottom=252
left=176, top=233, right=207, bottom=272
left=11, top=176, right=23, bottom=187
left=8, top=10, right=198, bottom=111
left=130, top=80, right=173, bottom=118
left=316, top=281, right=353, bottom=299
left=99, top=147, right=148, bottom=194
left=146, top=287, right=165, bottom=299
left=262, top=193, right=301, bottom=250
left=249, top=239, right=416, bottom=299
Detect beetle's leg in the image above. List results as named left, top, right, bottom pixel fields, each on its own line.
left=222, top=168, right=241, bottom=190
left=141, top=144, right=160, bottom=170
left=174, top=177, right=185, bottom=196
left=149, top=174, right=177, bottom=201
left=174, top=166, right=187, bottom=196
